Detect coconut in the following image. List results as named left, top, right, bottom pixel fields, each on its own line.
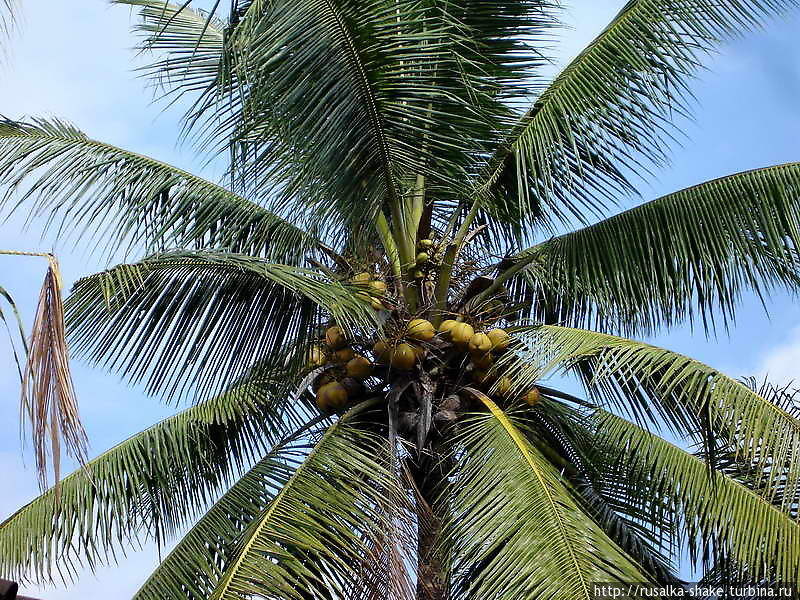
left=369, top=280, right=387, bottom=295
left=468, top=332, right=492, bottom=356
left=332, top=347, right=355, bottom=363
left=307, top=346, right=327, bottom=368
left=525, top=387, right=541, bottom=407
left=346, top=355, right=374, bottom=379
left=325, top=326, right=347, bottom=350
left=487, top=328, right=511, bottom=352
left=407, top=318, right=435, bottom=342
left=438, top=319, right=459, bottom=339
left=373, top=340, right=391, bottom=364
left=494, top=376, right=514, bottom=398
left=312, top=371, right=335, bottom=392
left=370, top=298, right=385, bottom=311
left=451, top=322, right=475, bottom=347
left=390, top=343, right=418, bottom=370
left=416, top=251, right=430, bottom=264
left=418, top=238, right=434, bottom=249
left=316, top=382, right=348, bottom=411
left=352, top=272, right=372, bottom=284
left=412, top=269, right=425, bottom=279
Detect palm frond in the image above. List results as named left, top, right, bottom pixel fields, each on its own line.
left=21, top=255, right=88, bottom=491
left=525, top=402, right=679, bottom=582
left=132, top=424, right=320, bottom=600
left=0, top=281, right=28, bottom=381
left=0, top=118, right=317, bottom=262
left=593, top=409, right=800, bottom=584
left=477, top=0, right=799, bottom=230
left=176, top=0, right=527, bottom=229
left=442, top=392, right=652, bottom=599
left=502, top=325, right=800, bottom=512
left=65, top=250, right=380, bottom=402
left=208, top=403, right=405, bottom=600
left=504, top=163, right=800, bottom=335
left=0, top=363, right=304, bottom=584
left=113, top=1, right=226, bottom=104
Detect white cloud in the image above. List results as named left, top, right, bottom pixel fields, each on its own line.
left=754, top=326, right=800, bottom=387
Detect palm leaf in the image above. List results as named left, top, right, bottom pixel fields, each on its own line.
left=65, top=250, right=380, bottom=402
left=21, top=255, right=88, bottom=491
left=208, top=402, right=404, bottom=600
left=477, top=0, right=799, bottom=229
left=132, top=419, right=324, bottom=600
left=0, top=118, right=317, bottom=262
left=113, top=0, right=226, bottom=104
left=442, top=391, right=652, bottom=599
left=502, top=325, right=800, bottom=511
left=593, top=409, right=800, bottom=584
left=0, top=363, right=303, bottom=584
left=503, top=163, right=800, bottom=335
left=0, top=281, right=28, bottom=381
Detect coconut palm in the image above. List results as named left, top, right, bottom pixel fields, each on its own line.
left=2, top=1, right=800, bottom=598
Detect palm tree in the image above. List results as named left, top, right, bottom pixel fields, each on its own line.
left=2, top=1, right=800, bottom=598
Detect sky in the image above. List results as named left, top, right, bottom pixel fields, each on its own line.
left=1, top=1, right=800, bottom=598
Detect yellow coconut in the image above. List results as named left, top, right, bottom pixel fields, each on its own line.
left=487, top=328, right=511, bottom=352
left=346, top=355, right=374, bottom=379
left=370, top=298, right=385, bottom=311
left=307, top=346, right=327, bottom=368
left=369, top=280, right=387, bottom=295
left=438, top=319, right=459, bottom=339
left=416, top=252, right=430, bottom=264
left=390, top=343, right=418, bottom=370
left=407, top=318, right=436, bottom=342
left=332, top=347, right=356, bottom=363
left=352, top=272, right=372, bottom=284
left=494, top=376, right=514, bottom=398
left=468, top=332, right=492, bottom=356
left=525, top=387, right=541, bottom=407
left=316, top=382, right=348, bottom=411
left=418, top=238, right=434, bottom=249
left=451, top=322, right=475, bottom=347
left=325, top=326, right=347, bottom=350
left=373, top=340, right=391, bottom=364
left=312, top=371, right=335, bottom=392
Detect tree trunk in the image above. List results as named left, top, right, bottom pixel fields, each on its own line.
left=411, top=454, right=447, bottom=600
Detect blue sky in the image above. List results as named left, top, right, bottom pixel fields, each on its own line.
left=1, top=2, right=799, bottom=598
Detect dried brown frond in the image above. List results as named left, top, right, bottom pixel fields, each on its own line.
left=20, top=254, right=88, bottom=492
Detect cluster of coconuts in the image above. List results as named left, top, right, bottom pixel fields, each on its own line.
left=308, top=325, right=376, bottom=411
left=411, top=238, right=437, bottom=279
left=352, top=271, right=388, bottom=311
left=439, top=319, right=540, bottom=407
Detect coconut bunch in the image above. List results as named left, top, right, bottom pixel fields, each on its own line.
left=300, top=238, right=541, bottom=444
left=306, top=315, right=541, bottom=441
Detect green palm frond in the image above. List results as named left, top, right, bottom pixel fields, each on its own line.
left=0, top=282, right=27, bottom=380
left=503, top=164, right=800, bottom=335
left=443, top=393, right=652, bottom=599
left=592, top=409, right=800, bottom=584
left=0, top=118, right=317, bottom=262
left=477, top=0, right=799, bottom=229
left=0, top=365, right=304, bottom=584
left=113, top=0, right=226, bottom=103
left=208, top=403, right=404, bottom=600
left=525, top=402, right=679, bottom=582
left=503, top=325, right=800, bottom=509
left=132, top=427, right=320, bottom=600
left=65, top=250, right=381, bottom=402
